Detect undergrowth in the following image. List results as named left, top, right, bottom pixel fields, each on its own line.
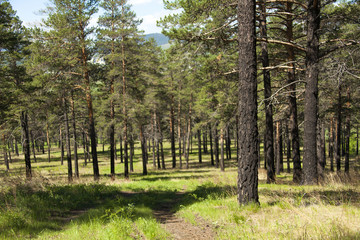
left=0, top=147, right=359, bottom=239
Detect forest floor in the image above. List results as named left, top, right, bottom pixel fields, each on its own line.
left=0, top=144, right=360, bottom=239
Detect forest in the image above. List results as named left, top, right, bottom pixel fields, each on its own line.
left=0, top=0, right=359, bottom=239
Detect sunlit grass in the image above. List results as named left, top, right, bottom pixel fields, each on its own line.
left=0, top=142, right=359, bottom=239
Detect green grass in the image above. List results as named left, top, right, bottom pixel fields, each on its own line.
left=0, top=142, right=359, bottom=239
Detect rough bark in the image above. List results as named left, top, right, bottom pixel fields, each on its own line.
left=82, top=38, right=99, bottom=181
left=83, top=131, right=87, bottom=165
left=209, top=124, right=214, bottom=166
left=329, top=118, right=334, bottom=171
left=282, top=1, right=302, bottom=183
left=178, top=100, right=182, bottom=169
left=286, top=121, right=291, bottom=173
left=140, top=125, right=147, bottom=175
left=345, top=87, right=350, bottom=173
left=203, top=129, right=208, bottom=154
left=152, top=112, right=156, bottom=168
left=71, top=93, right=79, bottom=178
left=260, top=0, right=275, bottom=183
left=220, top=128, right=225, bottom=171
left=215, top=127, right=219, bottom=168
left=63, top=97, right=73, bottom=182
left=356, top=125, right=359, bottom=157
left=227, top=126, right=231, bottom=160
left=157, top=116, right=165, bottom=169
left=335, top=86, right=342, bottom=171
left=185, top=104, right=192, bottom=169
left=237, top=0, right=259, bottom=205
left=120, top=135, right=123, bottom=163
left=303, top=0, right=320, bottom=185
left=170, top=99, right=176, bottom=168
left=60, top=126, right=64, bottom=165
left=317, top=121, right=326, bottom=176
left=21, top=111, right=31, bottom=179
left=276, top=121, right=283, bottom=175
left=130, top=135, right=134, bottom=172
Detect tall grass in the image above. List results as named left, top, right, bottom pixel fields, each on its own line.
left=0, top=142, right=359, bottom=239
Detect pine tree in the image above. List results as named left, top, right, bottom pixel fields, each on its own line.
left=237, top=0, right=259, bottom=205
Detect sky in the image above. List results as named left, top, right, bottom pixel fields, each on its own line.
left=9, top=0, right=175, bottom=34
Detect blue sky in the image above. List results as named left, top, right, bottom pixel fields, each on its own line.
left=9, top=0, right=175, bottom=34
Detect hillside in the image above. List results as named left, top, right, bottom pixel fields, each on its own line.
left=144, top=33, right=169, bottom=47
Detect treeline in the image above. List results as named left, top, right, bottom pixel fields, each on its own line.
left=0, top=0, right=359, bottom=205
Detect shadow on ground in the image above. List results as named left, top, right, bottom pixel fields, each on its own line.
left=0, top=171, right=236, bottom=239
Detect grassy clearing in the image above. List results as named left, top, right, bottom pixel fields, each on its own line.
left=0, top=143, right=359, bottom=239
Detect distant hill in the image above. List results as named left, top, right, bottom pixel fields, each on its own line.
left=144, top=33, right=169, bottom=47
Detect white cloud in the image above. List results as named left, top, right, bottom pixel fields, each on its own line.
left=139, top=14, right=162, bottom=33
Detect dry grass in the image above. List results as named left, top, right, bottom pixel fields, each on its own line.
left=1, top=144, right=360, bottom=239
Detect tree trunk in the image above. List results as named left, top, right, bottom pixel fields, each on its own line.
left=140, top=125, right=147, bottom=175
left=71, top=93, right=79, bottom=178
left=329, top=119, right=334, bottom=171
left=3, top=135, right=9, bottom=171
left=170, top=100, right=176, bottom=168
left=130, top=135, right=134, bottom=172
left=227, top=126, right=231, bottom=160
left=152, top=112, right=156, bottom=168
left=209, top=124, right=214, bottom=166
left=185, top=101, right=192, bottom=169
left=356, top=125, right=359, bottom=157
left=8, top=143, right=12, bottom=164
left=144, top=134, right=149, bottom=165
left=317, top=120, right=326, bottom=176
left=158, top=117, right=165, bottom=169
left=114, top=140, right=117, bottom=161
left=60, top=126, right=64, bottom=165
left=30, top=131, right=36, bottom=163
left=284, top=1, right=302, bottom=184
left=335, top=86, right=342, bottom=171
left=83, top=131, right=87, bottom=165
left=156, top=138, right=160, bottom=169
left=120, top=135, right=123, bottom=163
left=215, top=127, right=219, bottom=168
left=237, top=0, right=259, bottom=205
left=203, top=129, right=208, bottom=154
left=198, top=129, right=202, bottom=163
left=124, top=136, right=129, bottom=178
left=190, top=134, right=193, bottom=154
left=21, top=111, right=31, bottom=179
left=15, top=138, right=19, bottom=156
left=236, top=117, right=239, bottom=166
left=63, top=97, right=73, bottom=182
left=342, top=131, right=346, bottom=157
left=80, top=21, right=99, bottom=180
left=102, top=138, right=105, bottom=153
left=46, top=121, right=51, bottom=162
left=276, top=121, right=283, bottom=175
left=178, top=104, right=182, bottom=169
left=345, top=87, right=350, bottom=173
left=220, top=127, right=225, bottom=171
left=303, top=0, right=320, bottom=185
left=286, top=121, right=291, bottom=173
left=260, top=0, right=275, bottom=183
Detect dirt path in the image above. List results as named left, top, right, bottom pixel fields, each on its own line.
left=153, top=191, right=216, bottom=240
